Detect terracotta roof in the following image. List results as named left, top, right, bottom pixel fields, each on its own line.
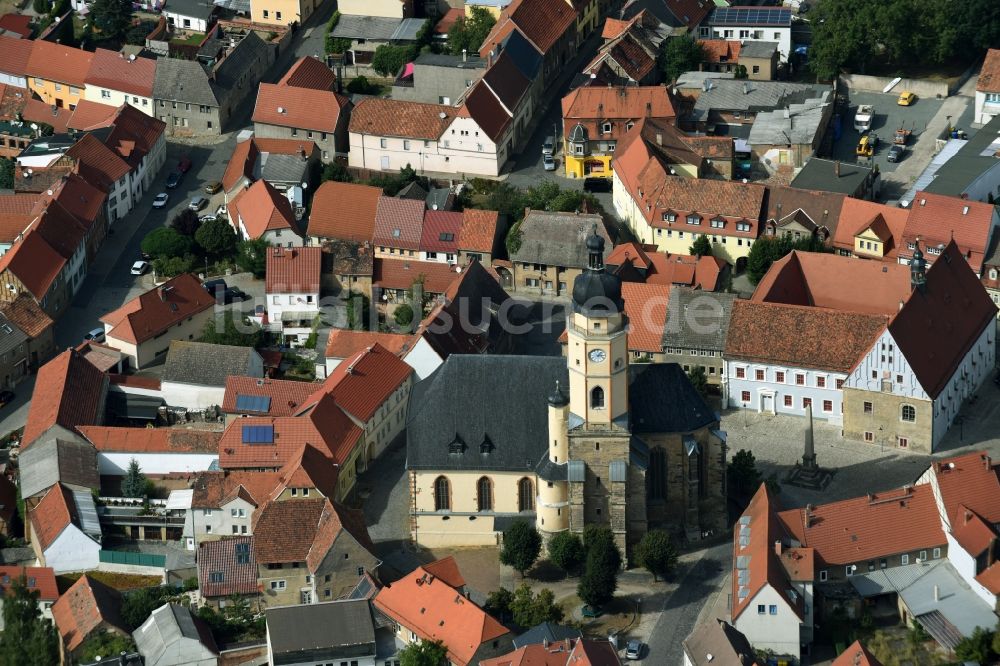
left=562, top=85, right=675, bottom=124
left=190, top=470, right=282, bottom=509
left=324, top=329, right=414, bottom=360
left=100, top=273, right=214, bottom=345
left=420, top=210, right=463, bottom=253
left=21, top=97, right=72, bottom=133
left=100, top=104, right=165, bottom=165
left=608, top=243, right=723, bottom=290
left=0, top=567, right=58, bottom=602
left=222, top=376, right=317, bottom=416
left=85, top=48, right=155, bottom=97
left=458, top=208, right=499, bottom=253
left=253, top=83, right=348, bottom=133
left=79, top=343, right=123, bottom=373
left=375, top=564, right=510, bottom=666
left=621, top=282, right=669, bottom=352
left=22, top=349, right=107, bottom=448
left=65, top=133, right=131, bottom=192
left=832, top=641, right=883, bottom=666
left=265, top=246, right=321, bottom=293
left=481, top=639, right=620, bottom=666
left=299, top=342, right=412, bottom=424
left=978, top=49, right=1000, bottom=93
left=667, top=0, right=713, bottom=28
left=277, top=56, right=337, bottom=91
left=776, top=484, right=945, bottom=566
left=460, top=82, right=511, bottom=143
left=725, top=300, right=887, bottom=372
left=78, top=425, right=221, bottom=454
left=273, top=442, right=340, bottom=500
left=222, top=138, right=259, bottom=192
left=0, top=35, right=32, bottom=76
left=699, top=39, right=741, bottom=63
left=108, top=373, right=159, bottom=390
left=66, top=99, right=118, bottom=131
left=434, top=7, right=463, bottom=34
left=0, top=14, right=31, bottom=38
left=478, top=20, right=517, bottom=58
left=422, top=556, right=466, bottom=590
left=764, top=185, right=845, bottom=237
left=45, top=171, right=106, bottom=229
left=252, top=497, right=373, bottom=567
left=926, top=451, right=1000, bottom=526
left=607, top=36, right=656, bottom=81
left=349, top=97, right=456, bottom=140
left=602, top=17, right=630, bottom=39
left=373, top=258, right=462, bottom=294
left=373, top=196, right=426, bottom=250
left=975, top=560, right=1000, bottom=594
left=228, top=179, right=301, bottom=239
left=198, top=536, right=258, bottom=598
left=507, top=0, right=575, bottom=54
left=308, top=181, right=383, bottom=242
left=51, top=574, right=128, bottom=652
left=833, top=198, right=909, bottom=257
left=219, top=406, right=362, bottom=469
left=950, top=504, right=995, bottom=556
left=752, top=251, right=911, bottom=316
left=0, top=192, right=38, bottom=243
left=29, top=485, right=76, bottom=552
left=0, top=229, right=64, bottom=300
left=900, top=193, right=996, bottom=274
left=26, top=40, right=93, bottom=87
left=888, top=241, right=997, bottom=398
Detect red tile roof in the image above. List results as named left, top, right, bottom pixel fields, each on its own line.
left=274, top=442, right=340, bottom=500
left=621, top=282, right=669, bottom=352
left=22, top=349, right=107, bottom=448
left=277, top=56, right=337, bottom=91
left=324, top=329, right=415, bottom=360
left=608, top=243, right=723, bottom=290
left=900, top=193, right=996, bottom=274
left=460, top=82, right=511, bottom=143
left=308, top=181, right=383, bottom=242
left=507, top=0, right=575, bottom=54
left=776, top=484, right=945, bottom=567
left=481, top=639, right=621, bottom=666
left=78, top=425, right=221, bottom=454
left=65, top=133, right=131, bottom=192
left=602, top=17, right=629, bottom=40
left=373, top=196, right=426, bottom=249
left=26, top=40, right=93, bottom=87
left=0, top=229, right=65, bottom=300
left=978, top=49, right=1000, bottom=94
left=0, top=14, right=31, bottom=37
left=832, top=641, right=883, bottom=666
left=422, top=556, right=466, bottom=590
left=66, top=99, right=119, bottom=131
left=222, top=138, right=259, bottom=192
left=190, top=470, right=283, bottom=509
left=228, top=179, right=301, bottom=240
left=51, top=574, right=128, bottom=652
left=253, top=83, right=348, bottom=133
left=198, top=536, right=258, bottom=598
left=219, top=406, right=362, bottom=470
left=265, top=246, right=321, bottom=293
left=699, top=39, right=741, bottom=64
left=833, top=198, right=909, bottom=258
left=0, top=567, right=58, bottom=602
left=45, top=171, right=106, bottom=229
left=0, top=192, right=38, bottom=243
left=950, top=504, right=995, bottom=556
left=926, top=451, right=1000, bottom=526
left=29, top=485, right=76, bottom=552
left=666, top=0, right=712, bottom=29
left=375, top=564, right=510, bottom=666
left=459, top=208, right=499, bottom=253
left=976, top=560, right=1000, bottom=594
left=222, top=376, right=317, bottom=416
left=0, top=292, right=52, bottom=339
left=21, top=96, right=72, bottom=133
left=434, top=7, right=463, bottom=34
left=349, top=97, right=456, bottom=140
left=420, top=210, right=463, bottom=253
left=0, top=35, right=33, bottom=76
left=84, top=49, right=155, bottom=97
left=562, top=86, right=675, bottom=128
left=725, top=300, right=887, bottom=373
left=373, top=258, right=463, bottom=294
left=100, top=273, right=214, bottom=345
left=251, top=497, right=373, bottom=567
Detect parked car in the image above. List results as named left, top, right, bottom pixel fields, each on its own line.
left=583, top=177, right=611, bottom=193
left=897, top=91, right=916, bottom=106
left=177, top=157, right=192, bottom=173
left=203, top=278, right=228, bottom=295
left=188, top=196, right=209, bottom=211
left=625, top=640, right=644, bottom=660
left=543, top=154, right=556, bottom=171
left=204, top=180, right=222, bottom=194
left=152, top=192, right=169, bottom=209
left=225, top=287, right=250, bottom=303
left=199, top=215, right=217, bottom=223
left=887, top=144, right=905, bottom=162
left=131, top=260, right=149, bottom=275
left=166, top=171, right=182, bottom=189
left=542, top=136, right=555, bottom=156
left=84, top=328, right=106, bottom=343
left=581, top=605, right=603, bottom=618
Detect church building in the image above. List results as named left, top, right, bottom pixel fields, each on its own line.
left=405, top=230, right=728, bottom=561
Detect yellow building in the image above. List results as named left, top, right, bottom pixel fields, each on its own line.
left=26, top=41, right=93, bottom=110
left=251, top=0, right=319, bottom=26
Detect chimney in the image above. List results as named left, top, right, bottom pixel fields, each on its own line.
left=774, top=540, right=782, bottom=556
left=834, top=160, right=841, bottom=177
left=933, top=584, right=939, bottom=602
left=656, top=133, right=662, bottom=146
left=743, top=82, right=749, bottom=95
left=646, top=101, right=652, bottom=116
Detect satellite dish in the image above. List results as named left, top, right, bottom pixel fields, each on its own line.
left=29, top=123, right=37, bottom=130
left=277, top=106, right=285, bottom=113
left=438, top=111, right=447, bottom=119
left=128, top=54, right=136, bottom=61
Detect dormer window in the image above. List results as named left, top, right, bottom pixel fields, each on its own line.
left=662, top=212, right=676, bottom=223
left=449, top=435, right=465, bottom=454
left=480, top=436, right=494, bottom=454
left=710, top=218, right=725, bottom=228
left=625, top=121, right=635, bottom=131
left=602, top=122, right=612, bottom=134
left=991, top=269, right=998, bottom=280
left=687, top=214, right=701, bottom=226
left=736, top=222, right=751, bottom=232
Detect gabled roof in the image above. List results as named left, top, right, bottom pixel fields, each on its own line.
left=67, top=99, right=120, bottom=131
left=699, top=39, right=741, bottom=64
left=458, top=208, right=500, bottom=253
left=0, top=228, right=65, bottom=301
left=504, top=0, right=576, bottom=55
left=267, top=599, right=376, bottom=658
left=422, top=556, right=466, bottom=590
left=100, top=273, right=214, bottom=345
left=420, top=210, right=463, bottom=254
left=512, top=211, right=609, bottom=268
left=65, top=133, right=131, bottom=192
left=277, top=56, right=337, bottom=91
left=899, top=192, right=996, bottom=274
left=26, top=40, right=93, bottom=87
left=460, top=82, right=511, bottom=143
left=764, top=185, right=845, bottom=236
left=253, top=83, right=348, bottom=133
left=218, top=407, right=361, bottom=470
left=308, top=181, right=383, bottom=242
left=325, top=329, right=415, bottom=360
left=562, top=85, right=675, bottom=122
left=0, top=567, right=58, bottom=602
left=222, top=376, right=317, bottom=417
left=833, top=198, right=909, bottom=257
left=373, top=257, right=463, bottom=294
left=162, top=341, right=262, bottom=388
left=977, top=49, right=1000, bottom=94
left=18, top=436, right=99, bottom=499
left=85, top=49, right=156, bottom=98
left=832, top=641, right=883, bottom=666
left=274, top=443, right=340, bottom=500
left=481, top=638, right=620, bottom=666
left=133, top=603, right=218, bottom=662
left=349, top=98, right=456, bottom=140
left=621, top=282, right=669, bottom=353
left=683, top=619, right=761, bottom=666
left=189, top=470, right=282, bottom=509
left=197, top=536, right=258, bottom=598
left=228, top=179, right=301, bottom=239
left=481, top=52, right=530, bottom=113
left=926, top=451, right=1000, bottom=527
left=51, top=574, right=128, bottom=652
left=152, top=57, right=218, bottom=107
left=950, top=503, right=995, bottom=556
left=373, top=195, right=426, bottom=249
left=0, top=35, right=32, bottom=76
left=251, top=497, right=374, bottom=567
left=78, top=425, right=221, bottom=454
left=265, top=245, right=321, bottom=294
left=22, top=349, right=107, bottom=449
left=222, top=138, right=259, bottom=192
left=30, top=485, right=83, bottom=552
left=375, top=564, right=510, bottom=666
left=665, top=0, right=713, bottom=29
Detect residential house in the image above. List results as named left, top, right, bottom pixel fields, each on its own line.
left=321, top=239, right=374, bottom=298
left=372, top=262, right=467, bottom=315
left=77, top=425, right=221, bottom=476
left=17, top=435, right=100, bottom=509
left=133, top=603, right=219, bottom=666
left=251, top=0, right=321, bottom=25
left=161, top=341, right=265, bottom=410
left=478, top=0, right=577, bottom=87
left=561, top=86, right=675, bottom=179
left=457, top=208, right=502, bottom=264
left=277, top=56, right=337, bottom=91
left=698, top=39, right=742, bottom=75
left=372, top=195, right=425, bottom=259
left=0, top=567, right=58, bottom=631
left=221, top=136, right=319, bottom=202
left=153, top=31, right=273, bottom=136
left=28, top=484, right=102, bottom=573
left=307, top=181, right=383, bottom=245
left=221, top=376, right=316, bottom=424
left=37, top=169, right=111, bottom=262
left=51, top=575, right=129, bottom=657
left=392, top=52, right=487, bottom=106
left=0, top=35, right=31, bottom=88
left=26, top=41, right=93, bottom=110
left=265, top=246, right=322, bottom=346
left=612, top=116, right=736, bottom=180
left=682, top=619, right=762, bottom=666
left=83, top=49, right=156, bottom=114
left=916, top=115, right=1000, bottom=203
left=187, top=470, right=282, bottom=545
left=0, top=13, right=31, bottom=38
left=789, top=157, right=879, bottom=200
left=21, top=348, right=108, bottom=449
left=739, top=41, right=779, bottom=80
left=511, top=621, right=580, bottom=649
left=582, top=15, right=662, bottom=88
left=252, top=497, right=379, bottom=606
left=620, top=0, right=712, bottom=34
left=832, top=198, right=908, bottom=260
left=330, top=16, right=425, bottom=77
left=0, top=301, right=52, bottom=389
left=227, top=179, right=304, bottom=246
left=0, top=82, right=75, bottom=158
left=265, top=599, right=385, bottom=666
left=661, top=287, right=735, bottom=386
left=975, top=48, right=1000, bottom=125
left=606, top=242, right=726, bottom=291
left=701, top=6, right=792, bottom=62
left=748, top=92, right=834, bottom=171
left=100, top=273, right=215, bottom=370
left=509, top=210, right=610, bottom=297
left=322, top=330, right=414, bottom=378
left=252, top=82, right=351, bottom=160
left=337, top=0, right=412, bottom=18
left=482, top=638, right=621, bottom=666
left=163, top=0, right=215, bottom=32
left=197, top=536, right=259, bottom=609
left=897, top=192, right=999, bottom=276
left=375, top=562, right=513, bottom=666
left=832, top=642, right=883, bottom=666
left=763, top=185, right=846, bottom=244
left=471, top=51, right=534, bottom=151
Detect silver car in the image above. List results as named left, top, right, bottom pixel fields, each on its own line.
left=543, top=154, right=556, bottom=171
left=189, top=196, right=209, bottom=211
left=625, top=640, right=643, bottom=660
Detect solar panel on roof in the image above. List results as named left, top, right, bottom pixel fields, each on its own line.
left=235, top=394, right=271, bottom=413
left=241, top=425, right=274, bottom=444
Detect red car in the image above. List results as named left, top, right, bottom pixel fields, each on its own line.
left=177, top=157, right=192, bottom=173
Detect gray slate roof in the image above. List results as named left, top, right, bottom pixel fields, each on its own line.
left=162, top=341, right=261, bottom=387
left=681, top=75, right=829, bottom=122
left=391, top=17, right=427, bottom=41
left=628, top=363, right=716, bottom=434
left=213, top=31, right=269, bottom=93
left=0, top=314, right=27, bottom=357
left=748, top=92, right=831, bottom=146
left=163, top=0, right=215, bottom=18
left=134, top=604, right=218, bottom=665
left=260, top=153, right=309, bottom=184
left=153, top=58, right=218, bottom=107
left=739, top=41, right=779, bottom=59
left=513, top=622, right=581, bottom=649
left=790, top=157, right=873, bottom=195
left=266, top=600, right=376, bottom=659
left=332, top=16, right=402, bottom=41
left=18, top=436, right=99, bottom=499
left=662, top=286, right=735, bottom=352
left=512, top=212, right=610, bottom=268
left=415, top=52, right=486, bottom=69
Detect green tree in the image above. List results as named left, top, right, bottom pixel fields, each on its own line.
left=121, top=587, right=172, bottom=630
left=955, top=626, right=995, bottom=663
left=808, top=0, right=879, bottom=79
left=236, top=238, right=269, bottom=278
left=510, top=583, right=564, bottom=627
left=547, top=531, right=585, bottom=575
left=152, top=255, right=194, bottom=278
left=0, top=158, right=13, bottom=190
left=126, top=21, right=154, bottom=45
left=195, top=218, right=238, bottom=258
left=199, top=311, right=264, bottom=347
left=79, top=631, right=136, bottom=663
left=505, top=220, right=524, bottom=256
left=447, top=6, right=496, bottom=56
left=393, top=303, right=415, bottom=328
left=371, top=44, right=410, bottom=77
left=399, top=639, right=448, bottom=666
left=745, top=234, right=830, bottom=285
left=687, top=366, right=709, bottom=399
left=734, top=64, right=748, bottom=79
left=500, top=520, right=542, bottom=577
left=0, top=576, right=59, bottom=666
left=689, top=234, right=712, bottom=257
left=32, top=0, right=48, bottom=14
left=658, top=35, right=704, bottom=83
left=577, top=529, right=620, bottom=608
left=484, top=587, right=513, bottom=622
left=142, top=227, right=193, bottom=260
left=636, top=529, right=678, bottom=582
left=90, top=0, right=133, bottom=40
left=121, top=458, right=147, bottom=498
left=346, top=293, right=374, bottom=330
left=170, top=208, right=201, bottom=236
left=729, top=449, right=763, bottom=499
left=322, top=161, right=354, bottom=183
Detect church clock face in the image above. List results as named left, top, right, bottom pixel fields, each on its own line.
left=589, top=349, right=607, bottom=363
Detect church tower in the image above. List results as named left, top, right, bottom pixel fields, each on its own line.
left=536, top=382, right=570, bottom=539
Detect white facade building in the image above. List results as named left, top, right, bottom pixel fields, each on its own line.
left=724, top=360, right=847, bottom=424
